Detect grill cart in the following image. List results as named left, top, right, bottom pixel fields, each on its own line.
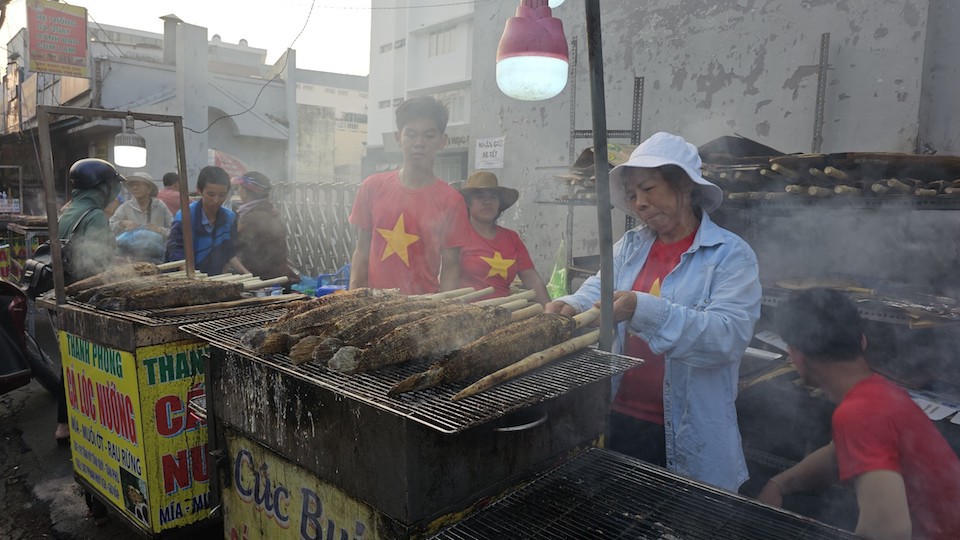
left=181, top=307, right=641, bottom=539
left=40, top=295, right=300, bottom=537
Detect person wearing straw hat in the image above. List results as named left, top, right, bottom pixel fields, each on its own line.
left=545, top=132, right=761, bottom=492
left=110, top=172, right=173, bottom=238
left=457, top=171, right=550, bottom=304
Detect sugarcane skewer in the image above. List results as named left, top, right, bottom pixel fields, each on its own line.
left=452, top=330, right=601, bottom=401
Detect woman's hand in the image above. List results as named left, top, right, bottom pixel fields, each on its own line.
left=145, top=224, right=162, bottom=234
left=544, top=300, right=578, bottom=316
left=122, top=220, right=138, bottom=231
left=605, top=291, right=638, bottom=323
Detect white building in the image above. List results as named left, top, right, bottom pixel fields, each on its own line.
left=365, top=0, right=473, bottom=182
left=1, top=15, right=368, bottom=207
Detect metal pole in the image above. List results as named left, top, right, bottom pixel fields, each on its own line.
left=36, top=105, right=195, bottom=287
left=585, top=0, right=615, bottom=352
left=36, top=108, right=66, bottom=305
left=172, top=118, right=196, bottom=278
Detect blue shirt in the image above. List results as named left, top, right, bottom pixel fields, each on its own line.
left=556, top=212, right=761, bottom=491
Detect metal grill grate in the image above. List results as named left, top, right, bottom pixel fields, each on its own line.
left=180, top=310, right=641, bottom=434
left=431, top=448, right=860, bottom=540
left=64, top=300, right=288, bottom=327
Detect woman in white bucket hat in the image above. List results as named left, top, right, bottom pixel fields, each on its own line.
left=546, top=132, right=761, bottom=492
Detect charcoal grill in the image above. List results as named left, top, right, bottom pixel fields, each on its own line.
left=182, top=308, right=642, bottom=536
left=180, top=309, right=640, bottom=433
left=431, top=448, right=860, bottom=540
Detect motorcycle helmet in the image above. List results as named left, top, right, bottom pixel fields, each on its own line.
left=68, top=158, right=125, bottom=189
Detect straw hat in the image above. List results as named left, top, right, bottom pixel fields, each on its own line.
left=126, top=172, right=158, bottom=198
left=458, top=171, right=520, bottom=211
left=609, top=132, right=723, bottom=215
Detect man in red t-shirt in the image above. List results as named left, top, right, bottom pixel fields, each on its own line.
left=348, top=97, right=471, bottom=294
left=759, top=288, right=960, bottom=540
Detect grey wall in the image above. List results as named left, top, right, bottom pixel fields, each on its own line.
left=471, top=0, right=935, bottom=282
left=918, top=0, right=960, bottom=155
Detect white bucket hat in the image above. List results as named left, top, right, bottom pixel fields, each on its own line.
left=609, top=132, right=723, bottom=216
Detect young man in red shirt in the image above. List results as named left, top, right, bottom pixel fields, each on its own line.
left=759, top=288, right=960, bottom=540
left=349, top=97, right=471, bottom=294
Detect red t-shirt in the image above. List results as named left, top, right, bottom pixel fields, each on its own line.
left=612, top=228, right=697, bottom=424
left=349, top=171, right=472, bottom=294
left=459, top=226, right=534, bottom=300
left=833, top=374, right=960, bottom=540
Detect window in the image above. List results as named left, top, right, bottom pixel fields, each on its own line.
left=360, top=93, right=368, bottom=99
left=325, top=88, right=336, bottom=94
left=393, top=97, right=404, bottom=106
left=342, top=112, right=368, bottom=123
left=432, top=88, right=467, bottom=123
left=338, top=89, right=348, bottom=96
left=378, top=100, right=391, bottom=109
left=428, top=27, right=456, bottom=57
left=394, top=39, right=406, bottom=49
left=380, top=42, right=393, bottom=53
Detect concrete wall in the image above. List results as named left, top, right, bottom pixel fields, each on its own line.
left=471, top=0, right=933, bottom=282
left=918, top=0, right=960, bottom=155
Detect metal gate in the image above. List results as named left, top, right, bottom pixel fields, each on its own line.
left=273, top=182, right=357, bottom=278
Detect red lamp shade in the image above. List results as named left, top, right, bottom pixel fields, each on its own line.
left=496, top=2, right=569, bottom=101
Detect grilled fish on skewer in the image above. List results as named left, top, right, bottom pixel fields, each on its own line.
left=276, top=296, right=447, bottom=358
left=328, top=305, right=513, bottom=374
left=453, top=330, right=601, bottom=400
left=288, top=301, right=468, bottom=364
left=92, top=279, right=244, bottom=310
left=65, top=262, right=159, bottom=296
left=388, top=312, right=576, bottom=396
left=241, top=289, right=397, bottom=351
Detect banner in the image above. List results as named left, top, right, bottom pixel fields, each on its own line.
left=61, top=334, right=212, bottom=533
left=223, top=433, right=380, bottom=540
left=27, top=0, right=90, bottom=78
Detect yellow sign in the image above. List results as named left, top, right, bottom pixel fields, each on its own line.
left=223, top=433, right=380, bottom=540
left=136, top=340, right=211, bottom=532
left=61, top=331, right=149, bottom=530
left=60, top=334, right=211, bottom=533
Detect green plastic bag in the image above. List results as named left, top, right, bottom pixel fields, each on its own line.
left=546, top=240, right=568, bottom=300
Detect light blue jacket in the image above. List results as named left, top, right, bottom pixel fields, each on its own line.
left=556, top=212, right=760, bottom=491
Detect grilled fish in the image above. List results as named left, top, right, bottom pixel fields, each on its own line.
left=65, top=262, right=159, bottom=296
left=328, top=304, right=513, bottom=374
left=288, top=302, right=465, bottom=365
left=389, top=313, right=576, bottom=396
left=92, top=278, right=244, bottom=310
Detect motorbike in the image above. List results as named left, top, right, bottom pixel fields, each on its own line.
left=0, top=278, right=60, bottom=396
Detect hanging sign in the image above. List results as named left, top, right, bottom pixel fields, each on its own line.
left=26, top=0, right=90, bottom=78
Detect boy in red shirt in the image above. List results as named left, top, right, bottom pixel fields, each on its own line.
left=349, top=97, right=471, bottom=294
left=759, top=288, right=960, bottom=540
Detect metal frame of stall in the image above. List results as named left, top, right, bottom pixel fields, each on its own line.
left=34, top=106, right=216, bottom=538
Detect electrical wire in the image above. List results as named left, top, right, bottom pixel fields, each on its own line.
left=140, top=0, right=318, bottom=135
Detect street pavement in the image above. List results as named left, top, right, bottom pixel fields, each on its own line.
left=0, top=314, right=131, bottom=539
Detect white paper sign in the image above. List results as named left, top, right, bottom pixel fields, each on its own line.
left=475, top=137, right=505, bottom=169
left=908, top=390, right=959, bottom=421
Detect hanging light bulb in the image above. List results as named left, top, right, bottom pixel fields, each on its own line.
left=548, top=0, right=565, bottom=6
left=114, top=114, right=146, bottom=168
left=496, top=1, right=569, bottom=101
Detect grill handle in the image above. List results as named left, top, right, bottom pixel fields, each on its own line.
left=493, top=410, right=548, bottom=433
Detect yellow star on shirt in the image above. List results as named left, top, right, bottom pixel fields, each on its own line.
left=649, top=278, right=661, bottom=297
left=378, top=214, right=420, bottom=266
left=480, top=251, right=516, bottom=279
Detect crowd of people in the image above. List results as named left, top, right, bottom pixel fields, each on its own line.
left=40, top=95, right=960, bottom=539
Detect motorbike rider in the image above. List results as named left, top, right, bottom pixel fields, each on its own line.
left=53, top=158, right=124, bottom=445
left=58, top=158, right=125, bottom=281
